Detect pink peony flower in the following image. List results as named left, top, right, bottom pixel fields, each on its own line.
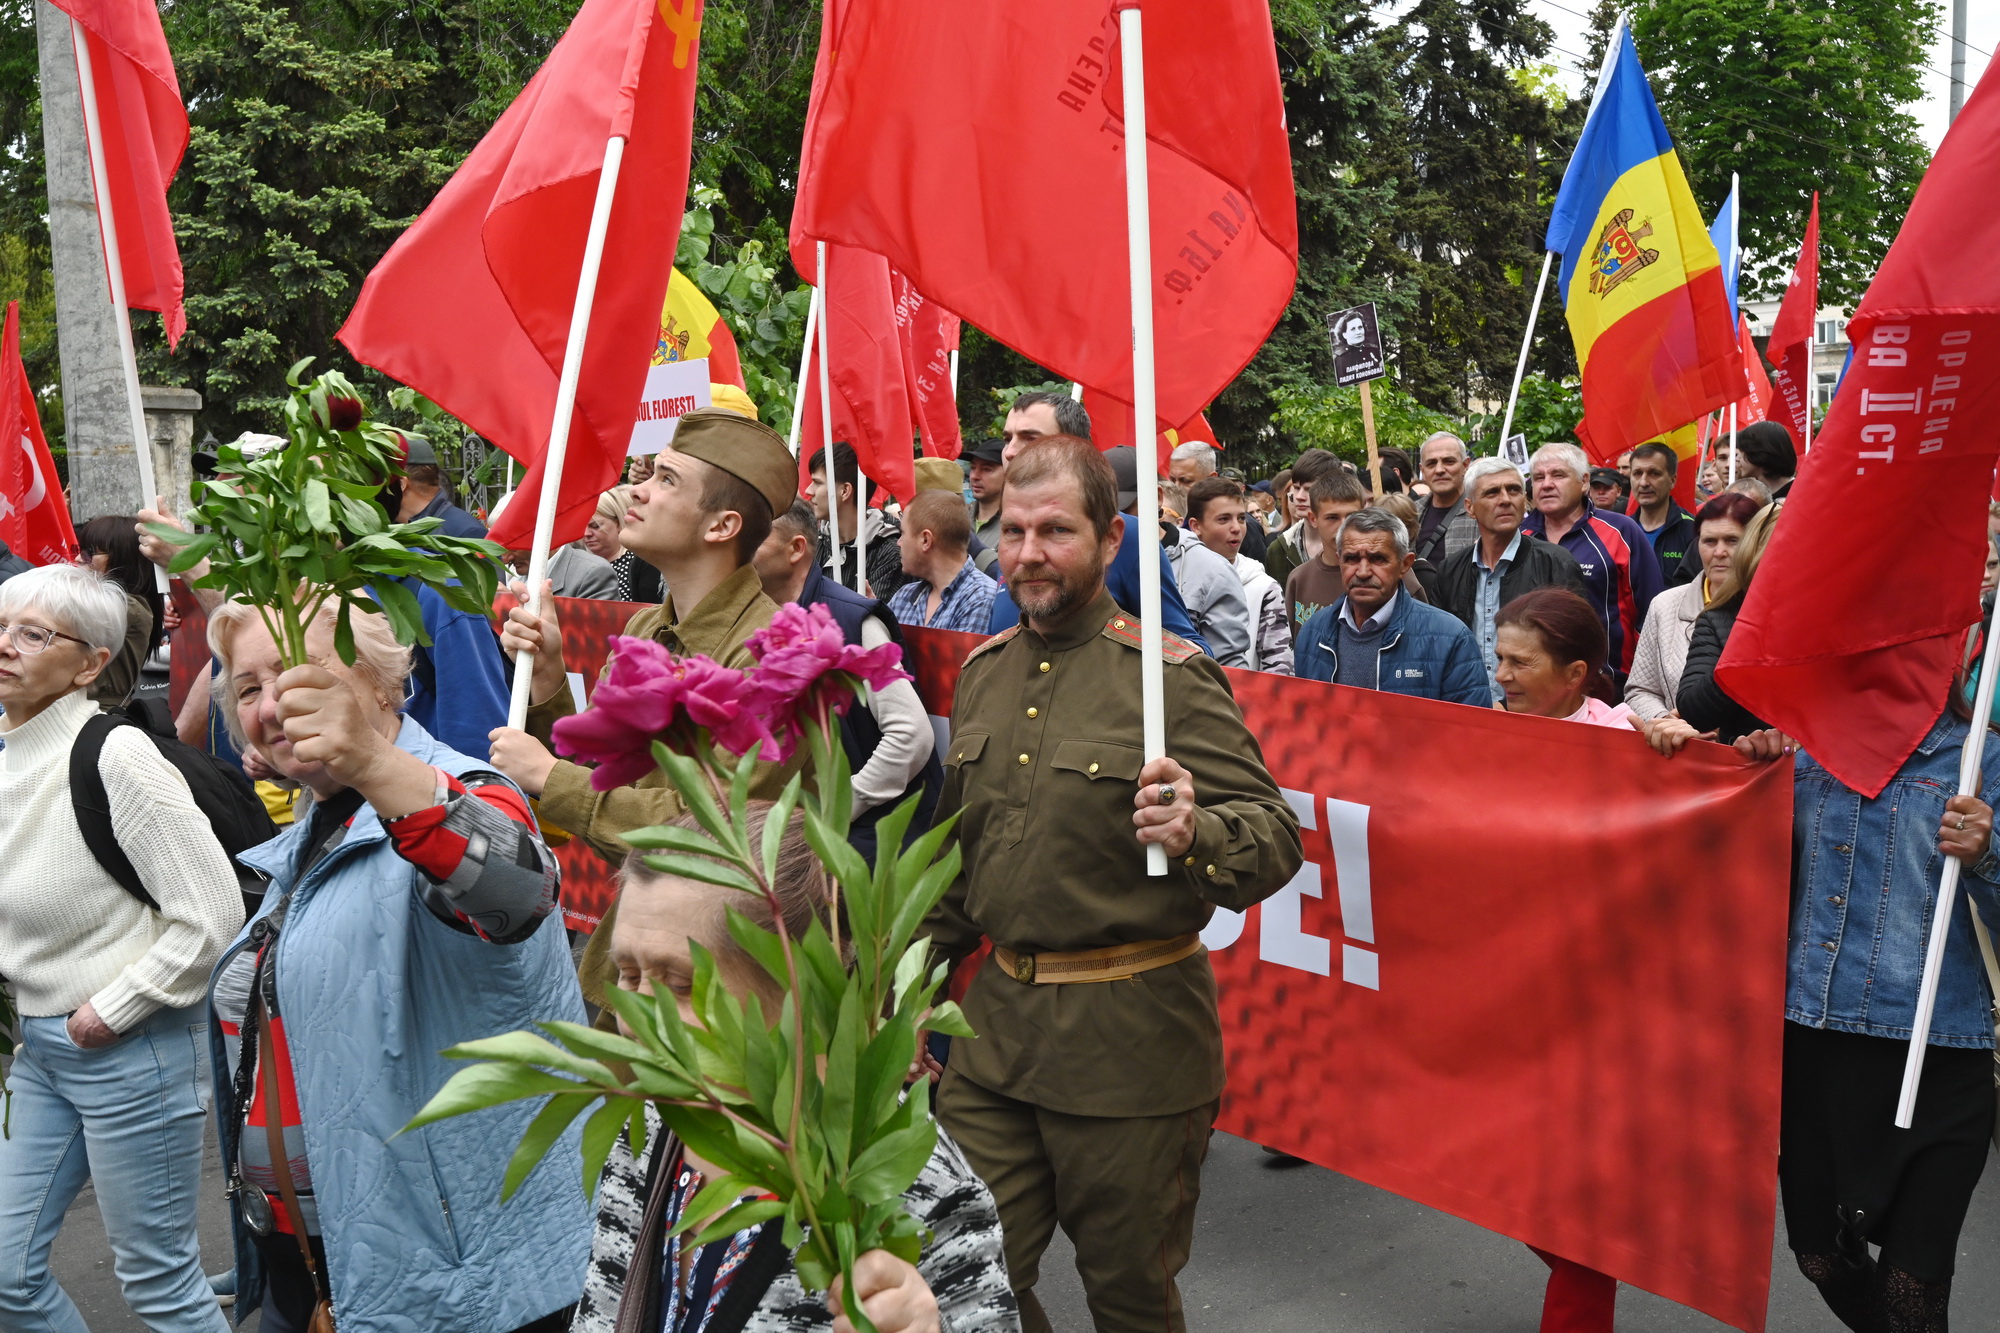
left=745, top=603, right=911, bottom=759
left=550, top=637, right=772, bottom=790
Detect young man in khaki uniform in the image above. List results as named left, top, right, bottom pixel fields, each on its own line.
left=925, top=437, right=1302, bottom=1333
left=488, top=408, right=802, bottom=1003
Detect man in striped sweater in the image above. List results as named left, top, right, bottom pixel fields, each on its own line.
left=1521, top=442, right=1663, bottom=688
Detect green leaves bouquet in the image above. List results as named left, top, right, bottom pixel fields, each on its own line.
left=405, top=603, right=974, bottom=1332
left=145, top=359, right=504, bottom=669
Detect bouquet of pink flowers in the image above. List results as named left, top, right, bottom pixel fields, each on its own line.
left=406, top=604, right=973, bottom=1331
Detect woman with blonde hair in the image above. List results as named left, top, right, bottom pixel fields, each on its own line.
left=202, top=595, right=588, bottom=1332
left=1675, top=500, right=1783, bottom=742
left=586, top=485, right=664, bottom=604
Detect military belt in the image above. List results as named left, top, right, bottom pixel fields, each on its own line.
left=992, top=933, right=1202, bottom=985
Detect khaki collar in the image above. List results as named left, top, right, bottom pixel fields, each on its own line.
left=656, top=564, right=768, bottom=657
left=1022, top=589, right=1120, bottom=653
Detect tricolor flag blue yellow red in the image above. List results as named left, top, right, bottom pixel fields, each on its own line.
left=1546, top=20, right=1738, bottom=463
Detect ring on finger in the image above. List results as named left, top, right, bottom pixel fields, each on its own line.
left=1158, top=784, right=1177, bottom=807
left=1959, top=815, right=1969, bottom=831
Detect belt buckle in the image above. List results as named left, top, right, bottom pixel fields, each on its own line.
left=1013, top=951, right=1036, bottom=984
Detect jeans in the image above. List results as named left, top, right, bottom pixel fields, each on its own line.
left=0, top=1003, right=229, bottom=1333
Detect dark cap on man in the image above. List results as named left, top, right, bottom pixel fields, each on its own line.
left=670, top=407, right=798, bottom=518
left=966, top=438, right=1007, bottom=465
left=1102, top=445, right=1140, bottom=510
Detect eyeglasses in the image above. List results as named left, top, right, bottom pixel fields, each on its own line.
left=0, top=623, right=91, bottom=655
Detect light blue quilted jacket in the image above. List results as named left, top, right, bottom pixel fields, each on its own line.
left=209, top=717, right=591, bottom=1331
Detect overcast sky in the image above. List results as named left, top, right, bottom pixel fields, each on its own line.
left=1521, top=0, right=1995, bottom=151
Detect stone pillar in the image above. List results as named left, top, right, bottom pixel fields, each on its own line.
left=37, top=0, right=144, bottom=519
left=142, top=386, right=202, bottom=519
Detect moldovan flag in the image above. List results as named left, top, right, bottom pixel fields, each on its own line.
left=338, top=0, right=706, bottom=549
left=797, top=243, right=916, bottom=502
left=1764, top=195, right=1820, bottom=450
left=1547, top=19, right=1737, bottom=463
left=51, top=0, right=187, bottom=347
left=1716, top=67, right=2000, bottom=798
left=791, top=0, right=1296, bottom=432
left=656, top=267, right=743, bottom=387
left=0, top=303, right=76, bottom=565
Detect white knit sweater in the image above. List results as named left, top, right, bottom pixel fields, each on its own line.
left=0, top=690, right=243, bottom=1030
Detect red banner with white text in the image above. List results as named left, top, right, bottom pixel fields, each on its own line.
left=521, top=602, right=1793, bottom=1330
left=900, top=626, right=1792, bottom=1333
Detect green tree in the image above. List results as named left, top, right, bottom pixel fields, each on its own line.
left=678, top=186, right=812, bottom=434
left=150, top=0, right=571, bottom=439
left=1609, top=0, right=1937, bottom=305
left=1272, top=375, right=1460, bottom=467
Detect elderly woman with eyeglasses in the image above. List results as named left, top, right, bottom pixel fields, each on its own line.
left=0, top=564, right=244, bottom=1333
left=201, top=595, right=590, bottom=1333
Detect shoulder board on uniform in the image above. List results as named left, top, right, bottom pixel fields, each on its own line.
left=962, top=624, right=1021, bottom=666
left=1101, top=615, right=1202, bottom=664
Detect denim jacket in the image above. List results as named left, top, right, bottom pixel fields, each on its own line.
left=1789, top=711, right=2000, bottom=1048
left=210, top=717, right=590, bottom=1331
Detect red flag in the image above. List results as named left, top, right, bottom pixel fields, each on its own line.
left=1764, top=195, right=1820, bottom=449
left=1080, top=387, right=1216, bottom=472
left=52, top=0, right=187, bottom=347
left=1716, top=78, right=2000, bottom=797
left=337, top=0, right=706, bottom=549
left=0, top=303, right=77, bottom=565
left=891, top=271, right=961, bottom=460
left=797, top=244, right=916, bottom=501
left=898, top=625, right=1790, bottom=1333
left=1731, top=312, right=1775, bottom=423
left=791, top=0, right=1296, bottom=433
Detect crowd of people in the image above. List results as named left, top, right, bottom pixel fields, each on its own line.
left=0, top=390, right=1994, bottom=1333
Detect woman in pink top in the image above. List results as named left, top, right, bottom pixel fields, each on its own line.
left=1491, top=587, right=1703, bottom=1331
left=1494, top=587, right=1703, bottom=754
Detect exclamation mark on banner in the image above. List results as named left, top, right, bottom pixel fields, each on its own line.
left=1325, top=798, right=1378, bottom=989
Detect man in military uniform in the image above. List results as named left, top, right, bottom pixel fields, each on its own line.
left=925, top=437, right=1302, bottom=1333
left=488, top=408, right=801, bottom=1003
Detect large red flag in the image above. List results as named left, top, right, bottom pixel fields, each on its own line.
left=791, top=0, right=1296, bottom=433
left=891, top=271, right=961, bottom=460
left=1080, top=386, right=1217, bottom=473
left=52, top=0, right=187, bottom=347
left=1764, top=195, right=1820, bottom=449
left=797, top=244, right=916, bottom=501
left=337, top=0, right=705, bottom=549
left=0, top=303, right=77, bottom=565
left=1716, top=77, right=2000, bottom=798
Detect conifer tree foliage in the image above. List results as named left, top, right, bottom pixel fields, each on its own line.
left=1615, top=0, right=1936, bottom=306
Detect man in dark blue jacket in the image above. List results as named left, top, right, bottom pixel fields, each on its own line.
left=1294, top=507, right=1490, bottom=706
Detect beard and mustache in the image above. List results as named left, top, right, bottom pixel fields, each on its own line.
left=1006, top=549, right=1108, bottom=624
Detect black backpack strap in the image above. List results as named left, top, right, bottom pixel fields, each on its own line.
left=70, top=711, right=159, bottom=909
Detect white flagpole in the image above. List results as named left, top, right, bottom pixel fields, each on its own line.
left=1727, top=172, right=1740, bottom=485
left=71, top=19, right=165, bottom=593
left=854, top=455, right=868, bottom=595
left=1727, top=402, right=1738, bottom=484
left=1497, top=251, right=1555, bottom=455
left=1118, top=0, right=1166, bottom=878
left=1897, top=593, right=2000, bottom=1126
left=817, top=241, right=844, bottom=587
left=506, top=134, right=627, bottom=729
left=786, top=285, right=821, bottom=457
left=949, top=349, right=960, bottom=395
left=1069, top=382, right=1084, bottom=402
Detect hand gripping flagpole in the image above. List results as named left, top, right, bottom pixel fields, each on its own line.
left=785, top=285, right=821, bottom=457
left=506, top=134, right=627, bottom=730
left=1497, top=251, right=1555, bottom=454
left=1117, top=0, right=1166, bottom=877
left=71, top=19, right=166, bottom=593
left=817, top=240, right=845, bottom=587
left=1896, top=594, right=2000, bottom=1127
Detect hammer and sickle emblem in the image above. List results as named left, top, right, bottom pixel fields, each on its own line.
left=658, top=0, right=703, bottom=69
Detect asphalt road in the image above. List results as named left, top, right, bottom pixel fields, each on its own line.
left=48, top=1128, right=2000, bottom=1331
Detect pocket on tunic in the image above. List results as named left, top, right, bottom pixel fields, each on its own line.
left=1050, top=739, right=1145, bottom=782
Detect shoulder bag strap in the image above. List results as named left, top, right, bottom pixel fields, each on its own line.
left=258, top=994, right=334, bottom=1324
left=614, top=1131, right=683, bottom=1333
